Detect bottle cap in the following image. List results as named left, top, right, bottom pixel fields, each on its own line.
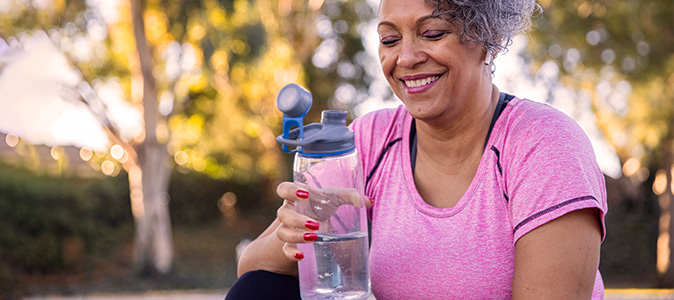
left=275, top=84, right=355, bottom=157
left=276, top=83, right=311, bottom=118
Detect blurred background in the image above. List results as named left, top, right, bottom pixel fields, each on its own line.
left=0, top=0, right=672, bottom=299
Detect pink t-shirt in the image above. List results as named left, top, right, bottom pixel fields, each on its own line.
left=351, top=97, right=608, bottom=299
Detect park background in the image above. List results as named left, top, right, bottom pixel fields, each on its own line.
left=0, top=0, right=672, bottom=299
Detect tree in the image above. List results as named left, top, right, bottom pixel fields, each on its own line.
left=0, top=0, right=337, bottom=274
left=525, top=0, right=674, bottom=286
left=0, top=0, right=380, bottom=276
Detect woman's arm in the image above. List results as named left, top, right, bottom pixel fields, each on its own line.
left=512, top=208, right=602, bottom=299
left=236, top=218, right=299, bottom=277
left=237, top=182, right=315, bottom=277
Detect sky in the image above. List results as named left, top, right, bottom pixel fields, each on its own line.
left=0, top=32, right=109, bottom=151
left=0, top=31, right=139, bottom=152
left=0, top=0, right=622, bottom=178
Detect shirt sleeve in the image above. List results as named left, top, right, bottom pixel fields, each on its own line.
left=349, top=111, right=381, bottom=222
left=502, top=102, right=608, bottom=243
left=349, top=106, right=406, bottom=222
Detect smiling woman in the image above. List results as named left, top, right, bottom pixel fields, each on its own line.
left=230, top=1, right=608, bottom=299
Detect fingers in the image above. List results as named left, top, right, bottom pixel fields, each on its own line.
left=279, top=181, right=370, bottom=209
left=277, top=181, right=310, bottom=203
left=344, top=188, right=362, bottom=208
left=348, top=193, right=374, bottom=208
left=277, top=200, right=320, bottom=231
left=276, top=199, right=319, bottom=261
left=321, top=186, right=371, bottom=208
left=277, top=226, right=319, bottom=245
left=282, top=243, right=304, bottom=261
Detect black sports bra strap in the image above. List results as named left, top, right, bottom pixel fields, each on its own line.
left=484, top=92, right=513, bottom=149
left=410, top=92, right=513, bottom=173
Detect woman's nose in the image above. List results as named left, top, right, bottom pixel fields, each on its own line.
left=396, top=38, right=427, bottom=68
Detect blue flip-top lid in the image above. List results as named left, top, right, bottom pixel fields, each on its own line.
left=275, top=84, right=355, bottom=157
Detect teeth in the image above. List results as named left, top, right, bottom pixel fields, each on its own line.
left=404, top=76, right=439, bottom=88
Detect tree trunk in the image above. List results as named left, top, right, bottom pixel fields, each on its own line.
left=657, top=138, right=674, bottom=287
left=129, top=0, right=174, bottom=274
left=132, top=143, right=173, bottom=274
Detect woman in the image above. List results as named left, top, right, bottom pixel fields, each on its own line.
left=231, top=0, right=607, bottom=299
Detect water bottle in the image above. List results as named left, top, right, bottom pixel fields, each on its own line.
left=276, top=83, right=371, bottom=300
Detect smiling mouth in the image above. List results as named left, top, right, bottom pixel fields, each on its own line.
left=403, top=75, right=440, bottom=88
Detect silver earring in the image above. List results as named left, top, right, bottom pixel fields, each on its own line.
left=484, top=52, right=492, bottom=65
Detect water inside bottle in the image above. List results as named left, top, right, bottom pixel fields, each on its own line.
left=298, top=232, right=371, bottom=300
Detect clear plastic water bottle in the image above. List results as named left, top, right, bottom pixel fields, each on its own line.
left=276, top=83, right=371, bottom=300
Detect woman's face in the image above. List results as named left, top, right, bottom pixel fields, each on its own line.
left=377, top=0, right=487, bottom=122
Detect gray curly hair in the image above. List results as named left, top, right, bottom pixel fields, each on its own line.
left=425, top=0, right=541, bottom=56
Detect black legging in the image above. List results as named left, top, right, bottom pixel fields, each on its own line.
left=225, top=270, right=301, bottom=300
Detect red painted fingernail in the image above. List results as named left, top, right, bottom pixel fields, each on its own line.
left=294, top=252, right=304, bottom=260
left=296, top=190, right=309, bottom=199
left=305, top=220, right=320, bottom=231
left=303, top=232, right=318, bottom=241
left=369, top=197, right=375, bottom=206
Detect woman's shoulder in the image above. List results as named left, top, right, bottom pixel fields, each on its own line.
left=508, top=98, right=574, bottom=123
left=494, top=97, right=597, bottom=166
left=504, top=97, right=588, bottom=141
left=497, top=97, right=597, bottom=167
left=350, top=105, right=409, bottom=163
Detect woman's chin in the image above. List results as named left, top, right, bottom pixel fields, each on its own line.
left=403, top=104, right=442, bottom=122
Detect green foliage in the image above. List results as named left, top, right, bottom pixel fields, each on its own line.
left=0, top=0, right=380, bottom=189
left=601, top=179, right=660, bottom=287
left=168, top=168, right=273, bottom=226
left=0, top=159, right=276, bottom=272
left=0, top=160, right=278, bottom=296
left=303, top=0, right=379, bottom=117
left=531, top=0, right=673, bottom=83
left=0, top=0, right=86, bottom=36
left=0, top=162, right=131, bottom=277
left=528, top=0, right=674, bottom=285
left=527, top=0, right=673, bottom=163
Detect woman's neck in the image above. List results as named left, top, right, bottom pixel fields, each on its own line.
left=414, top=84, right=500, bottom=170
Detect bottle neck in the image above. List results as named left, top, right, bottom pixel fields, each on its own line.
left=297, top=147, right=356, bottom=158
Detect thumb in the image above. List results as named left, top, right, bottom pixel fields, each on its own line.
left=364, top=196, right=374, bottom=208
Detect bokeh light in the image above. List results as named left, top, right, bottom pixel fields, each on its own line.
left=218, top=192, right=238, bottom=217
left=50, top=146, right=64, bottom=160
left=101, top=160, right=115, bottom=176
left=622, top=157, right=640, bottom=177
left=192, top=157, right=206, bottom=172
left=79, top=147, right=93, bottom=161
left=174, top=150, right=188, bottom=165
left=5, top=133, right=19, bottom=147
left=110, top=144, right=124, bottom=160
left=653, top=169, right=667, bottom=195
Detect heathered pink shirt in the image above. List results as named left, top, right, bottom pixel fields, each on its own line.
left=351, top=97, right=607, bottom=299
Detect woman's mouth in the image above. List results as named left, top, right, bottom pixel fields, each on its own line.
left=400, top=74, right=442, bottom=93
left=404, top=75, right=440, bottom=88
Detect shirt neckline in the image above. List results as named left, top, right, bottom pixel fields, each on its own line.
left=409, top=92, right=513, bottom=173
left=402, top=94, right=514, bottom=217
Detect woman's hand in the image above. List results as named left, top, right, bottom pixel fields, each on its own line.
left=275, top=181, right=321, bottom=261
left=275, top=181, right=372, bottom=261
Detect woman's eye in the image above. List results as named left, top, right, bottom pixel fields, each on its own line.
left=380, top=37, right=399, bottom=46
left=423, top=30, right=446, bottom=39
